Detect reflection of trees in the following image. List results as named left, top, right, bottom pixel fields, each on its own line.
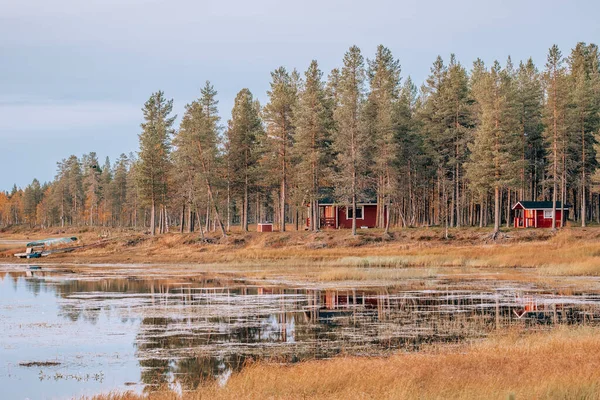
left=135, top=315, right=267, bottom=389
left=8, top=269, right=600, bottom=392
left=24, top=277, right=43, bottom=296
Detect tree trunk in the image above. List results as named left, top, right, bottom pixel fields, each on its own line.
left=551, top=66, right=558, bottom=230
left=280, top=173, right=286, bottom=232
left=582, top=124, right=586, bottom=227
left=150, top=198, right=156, bottom=236
left=180, top=203, right=185, bottom=233
left=352, top=195, right=357, bottom=236
left=506, top=190, right=511, bottom=228
left=196, top=207, right=205, bottom=241
left=243, top=171, right=249, bottom=232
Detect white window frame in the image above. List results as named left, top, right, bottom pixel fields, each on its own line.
left=544, top=210, right=553, bottom=219
left=347, top=205, right=365, bottom=220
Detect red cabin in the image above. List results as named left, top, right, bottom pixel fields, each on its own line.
left=512, top=201, right=569, bottom=228
left=306, top=202, right=387, bottom=229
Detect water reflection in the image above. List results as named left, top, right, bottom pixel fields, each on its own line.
left=3, top=267, right=600, bottom=396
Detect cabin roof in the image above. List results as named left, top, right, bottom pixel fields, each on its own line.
left=317, top=202, right=378, bottom=206
left=316, top=187, right=378, bottom=205
left=318, top=196, right=377, bottom=205
left=512, top=201, right=569, bottom=210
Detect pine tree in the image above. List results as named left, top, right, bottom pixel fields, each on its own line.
left=126, top=153, right=140, bottom=228
left=419, top=56, right=450, bottom=231
left=442, top=55, right=472, bottom=228
left=137, top=91, right=175, bottom=235
left=22, top=179, right=42, bottom=226
left=516, top=58, right=544, bottom=201
left=568, top=43, right=600, bottom=226
left=293, top=60, right=331, bottom=231
left=396, top=76, right=430, bottom=227
left=176, top=81, right=227, bottom=238
left=365, top=45, right=401, bottom=233
left=54, top=155, right=83, bottom=226
left=99, top=157, right=112, bottom=226
left=83, top=152, right=101, bottom=226
left=543, top=45, right=569, bottom=229
left=466, top=60, right=522, bottom=234
left=111, top=154, right=129, bottom=227
left=264, top=67, right=297, bottom=232
left=333, top=45, right=367, bottom=236
left=227, top=89, right=264, bottom=231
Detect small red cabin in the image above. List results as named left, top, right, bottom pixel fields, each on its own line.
left=306, top=202, right=386, bottom=229
left=512, top=201, right=569, bottom=228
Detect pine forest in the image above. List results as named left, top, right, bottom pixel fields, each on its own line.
left=3, top=43, right=600, bottom=236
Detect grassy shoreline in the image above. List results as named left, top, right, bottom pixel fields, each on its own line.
left=88, top=326, right=600, bottom=400
left=3, top=226, right=600, bottom=276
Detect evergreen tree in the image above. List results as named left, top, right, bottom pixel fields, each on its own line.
left=112, top=154, right=129, bottom=227
left=22, top=179, right=42, bottom=226
left=332, top=45, right=367, bottom=236
left=136, top=91, right=175, bottom=235
left=466, top=60, right=522, bottom=234
left=100, top=156, right=112, bottom=225
left=83, top=152, right=101, bottom=226
left=264, top=67, right=297, bottom=232
left=543, top=45, right=569, bottom=229
left=516, top=58, right=544, bottom=200
left=226, top=89, right=264, bottom=231
left=293, top=60, right=331, bottom=231
left=568, top=43, right=600, bottom=226
left=365, top=45, right=401, bottom=233
left=396, top=76, right=429, bottom=227
left=176, top=81, right=227, bottom=238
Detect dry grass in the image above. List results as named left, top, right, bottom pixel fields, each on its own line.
left=5, top=226, right=600, bottom=278
left=88, top=326, right=600, bottom=400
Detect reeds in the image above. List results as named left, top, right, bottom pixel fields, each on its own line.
left=88, top=326, right=600, bottom=400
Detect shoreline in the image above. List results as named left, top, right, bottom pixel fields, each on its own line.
left=2, top=226, right=600, bottom=277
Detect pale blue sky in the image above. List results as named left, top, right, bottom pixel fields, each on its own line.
left=1, top=0, right=598, bottom=191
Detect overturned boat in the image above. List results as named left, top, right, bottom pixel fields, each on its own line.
left=14, top=237, right=78, bottom=258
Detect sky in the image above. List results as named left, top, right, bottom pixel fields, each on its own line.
left=1, top=0, right=599, bottom=191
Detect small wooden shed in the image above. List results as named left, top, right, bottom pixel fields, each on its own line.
left=257, top=223, right=273, bottom=232
left=512, top=201, right=569, bottom=228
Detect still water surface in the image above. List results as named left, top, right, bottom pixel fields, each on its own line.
left=2, top=264, right=600, bottom=399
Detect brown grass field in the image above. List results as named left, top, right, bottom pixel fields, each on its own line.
left=3, top=225, right=600, bottom=277
left=87, top=326, right=600, bottom=400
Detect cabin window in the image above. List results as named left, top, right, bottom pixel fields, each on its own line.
left=347, top=206, right=364, bottom=219
left=544, top=210, right=553, bottom=219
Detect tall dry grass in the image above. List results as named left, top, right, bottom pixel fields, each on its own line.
left=8, top=226, right=600, bottom=278
left=89, top=326, right=600, bottom=400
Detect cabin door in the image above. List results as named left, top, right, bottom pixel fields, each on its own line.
left=320, top=206, right=336, bottom=228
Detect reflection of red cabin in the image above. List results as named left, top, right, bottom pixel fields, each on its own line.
left=512, top=201, right=569, bottom=228
left=306, top=202, right=386, bottom=229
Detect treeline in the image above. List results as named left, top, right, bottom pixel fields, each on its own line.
left=2, top=43, right=600, bottom=235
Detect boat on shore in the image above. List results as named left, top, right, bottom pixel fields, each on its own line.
left=14, top=237, right=78, bottom=259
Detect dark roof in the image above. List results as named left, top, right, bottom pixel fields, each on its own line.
left=317, top=187, right=377, bottom=205
left=512, top=201, right=570, bottom=210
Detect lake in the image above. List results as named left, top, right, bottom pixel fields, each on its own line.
left=2, top=263, right=600, bottom=399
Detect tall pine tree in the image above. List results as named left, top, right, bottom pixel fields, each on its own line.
left=137, top=91, right=175, bottom=235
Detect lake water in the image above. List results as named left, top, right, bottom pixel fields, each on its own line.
left=3, top=264, right=600, bottom=399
